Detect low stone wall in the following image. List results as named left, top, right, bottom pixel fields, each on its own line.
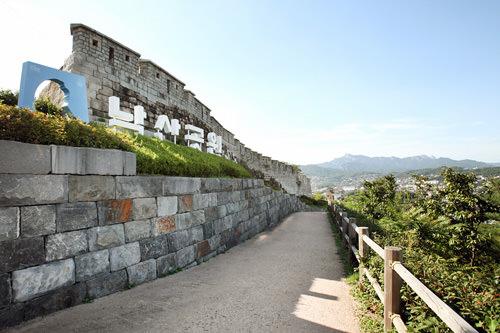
left=0, top=167, right=306, bottom=328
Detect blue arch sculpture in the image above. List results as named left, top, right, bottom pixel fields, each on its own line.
left=18, top=61, right=89, bottom=123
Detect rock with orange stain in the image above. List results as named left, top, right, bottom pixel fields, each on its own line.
left=97, top=199, right=132, bottom=225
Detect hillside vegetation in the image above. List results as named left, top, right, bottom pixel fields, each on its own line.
left=0, top=102, right=251, bottom=178
left=338, top=169, right=499, bottom=332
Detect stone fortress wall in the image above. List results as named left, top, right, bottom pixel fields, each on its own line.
left=0, top=140, right=307, bottom=328
left=46, top=23, right=311, bottom=195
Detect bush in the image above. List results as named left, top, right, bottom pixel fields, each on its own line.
left=34, top=97, right=65, bottom=116
left=0, top=104, right=251, bottom=178
left=0, top=89, right=18, bottom=106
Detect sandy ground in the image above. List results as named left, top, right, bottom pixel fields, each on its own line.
left=6, top=212, right=360, bottom=333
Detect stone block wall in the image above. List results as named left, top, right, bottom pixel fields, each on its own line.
left=41, top=23, right=311, bottom=195
left=0, top=173, right=306, bottom=328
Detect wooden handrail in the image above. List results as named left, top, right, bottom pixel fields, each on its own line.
left=392, top=262, right=478, bottom=333
left=362, top=234, right=385, bottom=259
left=330, top=206, right=478, bottom=333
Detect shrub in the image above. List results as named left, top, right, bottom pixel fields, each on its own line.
left=0, top=89, right=18, bottom=106
left=34, top=97, right=65, bottom=116
left=0, top=104, right=251, bottom=178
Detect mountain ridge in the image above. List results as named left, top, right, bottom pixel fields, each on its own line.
left=302, top=154, right=497, bottom=174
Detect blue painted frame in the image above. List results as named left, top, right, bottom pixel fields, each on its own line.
left=18, top=61, right=89, bottom=123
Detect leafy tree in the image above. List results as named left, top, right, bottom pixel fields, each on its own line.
left=414, top=168, right=499, bottom=265
left=360, top=174, right=397, bottom=219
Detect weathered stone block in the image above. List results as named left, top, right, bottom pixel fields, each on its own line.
left=0, top=237, right=45, bottom=273
left=200, top=178, right=220, bottom=193
left=74, top=249, right=110, bottom=282
left=175, top=210, right=205, bottom=230
left=0, top=273, right=11, bottom=307
left=12, top=258, right=75, bottom=302
left=0, top=140, right=51, bottom=174
left=219, top=179, right=240, bottom=191
left=157, top=196, right=177, bottom=216
left=50, top=145, right=85, bottom=174
left=46, top=230, right=88, bottom=261
left=116, top=176, right=163, bottom=199
left=23, top=283, right=86, bottom=321
left=127, top=259, right=156, bottom=285
left=123, top=152, right=137, bottom=176
left=139, top=235, right=169, bottom=260
left=97, top=199, right=132, bottom=225
left=178, top=195, right=193, bottom=213
left=56, top=202, right=97, bottom=232
left=86, top=269, right=127, bottom=299
left=0, top=303, right=24, bottom=328
left=20, top=205, right=56, bottom=237
left=0, top=207, right=19, bottom=241
left=132, top=197, right=157, bottom=219
left=85, top=148, right=124, bottom=175
left=167, top=225, right=203, bottom=252
left=156, top=253, right=176, bottom=276
left=163, top=177, right=201, bottom=195
left=208, top=234, right=221, bottom=251
left=176, top=245, right=195, bottom=268
left=192, top=193, right=217, bottom=210
left=109, top=242, right=141, bottom=271
left=124, top=219, right=151, bottom=242
left=151, top=216, right=176, bottom=235
left=0, top=175, right=68, bottom=207
left=196, top=240, right=211, bottom=258
left=68, top=176, right=115, bottom=202
left=88, top=225, right=125, bottom=251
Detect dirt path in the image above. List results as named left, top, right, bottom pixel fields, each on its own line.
left=6, top=212, right=360, bottom=333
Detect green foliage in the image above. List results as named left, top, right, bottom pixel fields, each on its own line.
left=34, top=97, right=65, bottom=116
left=338, top=169, right=500, bottom=332
left=300, top=193, right=327, bottom=208
left=360, top=175, right=398, bottom=220
left=0, top=104, right=251, bottom=178
left=0, top=89, right=18, bottom=106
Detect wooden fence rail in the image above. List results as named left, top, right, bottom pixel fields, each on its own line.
left=329, top=203, right=478, bottom=333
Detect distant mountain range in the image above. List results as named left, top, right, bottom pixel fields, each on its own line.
left=303, top=154, right=497, bottom=174
left=301, top=154, right=499, bottom=191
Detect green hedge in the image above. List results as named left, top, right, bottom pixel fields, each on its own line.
left=0, top=104, right=251, bottom=178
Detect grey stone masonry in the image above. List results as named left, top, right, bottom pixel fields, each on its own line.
left=20, top=205, right=56, bottom=237
left=0, top=207, right=19, bottom=241
left=109, top=242, right=141, bottom=271
left=56, top=202, right=98, bottom=232
left=68, top=176, right=116, bottom=202
left=45, top=230, right=88, bottom=261
left=127, top=259, right=156, bottom=286
left=12, top=259, right=75, bottom=302
left=88, top=225, right=125, bottom=251
left=0, top=141, right=136, bottom=176
left=0, top=172, right=308, bottom=329
left=0, top=175, right=68, bottom=207
left=74, top=249, right=110, bottom=282
left=0, top=141, right=51, bottom=174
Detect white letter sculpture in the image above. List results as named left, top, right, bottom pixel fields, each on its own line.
left=154, top=115, right=180, bottom=143
left=185, top=124, right=204, bottom=151
left=207, top=132, right=223, bottom=155
left=108, top=96, right=146, bottom=135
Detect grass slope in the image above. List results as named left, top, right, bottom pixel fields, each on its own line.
left=0, top=104, right=251, bottom=178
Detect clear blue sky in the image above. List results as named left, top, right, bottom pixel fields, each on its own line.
left=1, top=0, right=499, bottom=164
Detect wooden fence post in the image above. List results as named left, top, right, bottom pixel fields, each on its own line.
left=341, top=212, right=348, bottom=247
left=384, top=246, right=402, bottom=332
left=348, top=217, right=357, bottom=264
left=357, top=227, right=368, bottom=284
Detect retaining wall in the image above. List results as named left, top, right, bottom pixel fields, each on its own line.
left=0, top=141, right=306, bottom=328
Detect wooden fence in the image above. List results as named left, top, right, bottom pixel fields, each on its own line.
left=328, top=203, right=478, bottom=333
